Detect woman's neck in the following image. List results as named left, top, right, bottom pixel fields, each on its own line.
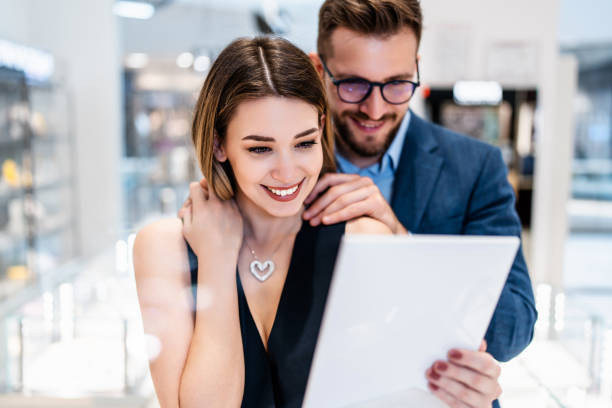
left=234, top=191, right=303, bottom=252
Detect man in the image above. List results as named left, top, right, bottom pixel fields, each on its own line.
left=300, top=1, right=537, bottom=407
left=182, top=1, right=536, bottom=406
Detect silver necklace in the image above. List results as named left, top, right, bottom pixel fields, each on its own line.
left=244, top=239, right=284, bottom=283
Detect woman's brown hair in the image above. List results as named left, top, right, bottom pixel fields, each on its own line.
left=192, top=36, right=336, bottom=200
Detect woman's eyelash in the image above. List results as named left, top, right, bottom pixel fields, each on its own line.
left=296, top=140, right=318, bottom=149
left=247, top=140, right=317, bottom=154
left=248, top=146, right=271, bottom=153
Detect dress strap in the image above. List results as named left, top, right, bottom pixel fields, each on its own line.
left=185, top=241, right=198, bottom=305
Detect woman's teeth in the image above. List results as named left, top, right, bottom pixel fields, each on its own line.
left=267, top=185, right=299, bottom=196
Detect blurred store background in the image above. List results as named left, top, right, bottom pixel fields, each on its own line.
left=0, top=0, right=611, bottom=407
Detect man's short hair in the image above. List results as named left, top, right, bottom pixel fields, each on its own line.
left=317, top=0, right=423, bottom=59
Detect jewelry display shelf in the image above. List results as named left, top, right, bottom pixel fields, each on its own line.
left=0, top=67, right=78, bottom=303
left=0, top=248, right=154, bottom=402
left=121, top=72, right=200, bottom=229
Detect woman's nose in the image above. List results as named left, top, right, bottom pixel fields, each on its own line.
left=270, top=153, right=296, bottom=184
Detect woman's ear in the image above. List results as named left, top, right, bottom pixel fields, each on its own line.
left=213, top=133, right=227, bottom=162
left=319, top=114, right=326, bottom=131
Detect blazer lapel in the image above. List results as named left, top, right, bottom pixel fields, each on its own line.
left=391, top=113, right=444, bottom=232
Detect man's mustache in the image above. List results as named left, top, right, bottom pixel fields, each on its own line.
left=341, top=111, right=397, bottom=122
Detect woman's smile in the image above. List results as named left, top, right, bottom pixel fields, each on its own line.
left=261, top=179, right=305, bottom=202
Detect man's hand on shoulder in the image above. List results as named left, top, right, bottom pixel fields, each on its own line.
left=303, top=173, right=407, bottom=234
left=345, top=216, right=393, bottom=235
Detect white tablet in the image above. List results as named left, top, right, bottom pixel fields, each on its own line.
left=303, top=234, right=519, bottom=408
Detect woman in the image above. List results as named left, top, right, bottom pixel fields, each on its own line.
left=133, top=36, right=390, bottom=407
left=134, top=36, right=503, bottom=408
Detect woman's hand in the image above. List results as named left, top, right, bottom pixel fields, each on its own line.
left=178, top=179, right=243, bottom=259
left=425, top=340, right=502, bottom=407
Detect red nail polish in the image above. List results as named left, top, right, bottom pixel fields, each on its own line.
left=428, top=382, right=439, bottom=391
left=436, top=361, right=448, bottom=372
left=429, top=370, right=441, bottom=380
left=449, top=349, right=463, bottom=360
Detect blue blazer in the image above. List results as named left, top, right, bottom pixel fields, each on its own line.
left=391, top=112, right=537, bottom=363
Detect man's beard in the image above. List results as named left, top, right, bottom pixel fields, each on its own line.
left=333, top=111, right=400, bottom=158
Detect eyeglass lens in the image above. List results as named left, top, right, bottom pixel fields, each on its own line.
left=338, top=80, right=416, bottom=104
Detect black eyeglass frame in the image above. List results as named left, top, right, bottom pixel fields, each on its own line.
left=319, top=55, right=421, bottom=105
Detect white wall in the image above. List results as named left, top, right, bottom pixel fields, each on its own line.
left=0, top=1, right=29, bottom=44
left=0, top=0, right=123, bottom=258
left=119, top=2, right=320, bottom=58
left=120, top=4, right=256, bottom=56
left=419, top=0, right=558, bottom=87
left=417, top=0, right=567, bottom=290
left=559, top=0, right=612, bottom=46
left=533, top=55, right=578, bottom=291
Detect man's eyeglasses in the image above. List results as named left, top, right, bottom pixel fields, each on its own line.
left=319, top=56, right=420, bottom=105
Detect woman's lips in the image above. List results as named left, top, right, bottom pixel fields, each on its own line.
left=261, top=179, right=304, bottom=202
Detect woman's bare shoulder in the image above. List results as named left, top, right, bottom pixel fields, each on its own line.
left=345, top=217, right=393, bottom=235
left=136, top=218, right=183, bottom=242
left=133, top=218, right=189, bottom=279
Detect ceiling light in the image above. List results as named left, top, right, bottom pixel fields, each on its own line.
left=113, top=1, right=155, bottom=20
left=453, top=81, right=503, bottom=106
left=0, top=39, right=54, bottom=81
left=125, top=53, right=149, bottom=69
left=193, top=55, right=211, bottom=73
left=176, top=52, right=194, bottom=69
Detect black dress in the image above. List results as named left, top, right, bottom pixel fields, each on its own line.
left=186, top=221, right=346, bottom=407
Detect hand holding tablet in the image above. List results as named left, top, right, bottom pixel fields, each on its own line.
left=303, top=234, right=519, bottom=408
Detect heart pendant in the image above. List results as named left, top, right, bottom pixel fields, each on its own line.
left=249, top=260, right=275, bottom=282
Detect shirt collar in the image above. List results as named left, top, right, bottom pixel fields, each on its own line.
left=385, top=110, right=411, bottom=171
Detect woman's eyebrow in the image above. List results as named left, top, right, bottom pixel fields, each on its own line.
left=242, top=127, right=318, bottom=142
left=242, top=135, right=274, bottom=142
left=294, top=127, right=318, bottom=139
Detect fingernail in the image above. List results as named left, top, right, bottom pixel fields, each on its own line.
left=428, top=369, right=440, bottom=380
left=428, top=382, right=439, bottom=391
left=435, top=361, right=448, bottom=372
left=322, top=216, right=330, bottom=224
left=449, top=350, right=463, bottom=360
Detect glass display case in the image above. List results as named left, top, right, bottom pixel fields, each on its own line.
left=425, top=88, right=538, bottom=226
left=0, top=67, right=78, bottom=301
left=28, top=82, right=78, bottom=274
left=0, top=68, right=32, bottom=300
left=122, top=71, right=201, bottom=229
left=0, top=247, right=153, bottom=403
